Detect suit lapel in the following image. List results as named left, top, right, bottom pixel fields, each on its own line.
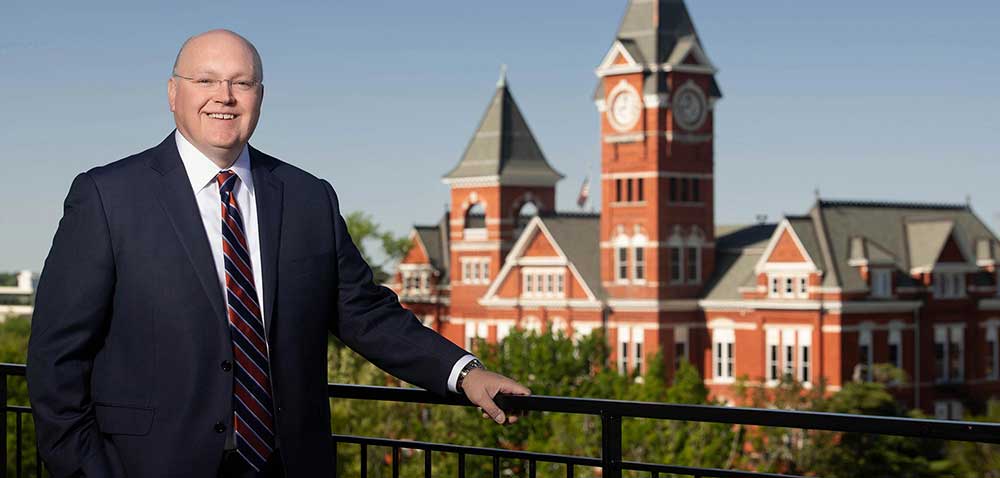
left=250, top=147, right=283, bottom=336
left=149, top=134, right=228, bottom=324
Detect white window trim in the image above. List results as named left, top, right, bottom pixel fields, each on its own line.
left=768, top=274, right=810, bottom=299
left=465, top=322, right=489, bottom=350
left=618, top=326, right=630, bottom=374
left=669, top=246, right=684, bottom=285
left=712, top=328, right=735, bottom=383
left=685, top=246, right=702, bottom=284
left=859, top=328, right=874, bottom=382
left=888, top=328, right=903, bottom=370
left=614, top=245, right=629, bottom=284
left=633, top=327, right=645, bottom=375
left=934, top=324, right=965, bottom=383
left=674, top=326, right=689, bottom=369
left=797, top=329, right=812, bottom=385
left=461, top=257, right=492, bottom=285
left=933, top=272, right=966, bottom=299
left=766, top=329, right=780, bottom=384
left=985, top=324, right=999, bottom=380
left=632, top=243, right=647, bottom=284
left=934, top=400, right=964, bottom=421
left=871, top=268, right=893, bottom=298
left=522, top=267, right=567, bottom=299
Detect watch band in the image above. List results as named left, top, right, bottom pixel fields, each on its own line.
left=456, top=358, right=485, bottom=393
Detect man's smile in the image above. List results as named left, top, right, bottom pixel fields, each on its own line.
left=206, top=113, right=237, bottom=120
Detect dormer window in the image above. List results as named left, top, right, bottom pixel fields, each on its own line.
left=870, top=268, right=893, bottom=298
left=933, top=272, right=966, bottom=299
left=768, top=274, right=809, bottom=299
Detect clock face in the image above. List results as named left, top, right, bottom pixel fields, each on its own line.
left=609, top=88, right=641, bottom=131
left=673, top=86, right=706, bottom=130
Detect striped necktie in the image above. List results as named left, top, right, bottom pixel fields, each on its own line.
left=217, top=170, right=275, bottom=471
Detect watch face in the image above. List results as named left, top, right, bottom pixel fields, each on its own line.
left=674, top=86, right=706, bottom=130
left=609, top=88, right=641, bottom=131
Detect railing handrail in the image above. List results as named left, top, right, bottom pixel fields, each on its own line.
left=327, top=383, right=1000, bottom=445
left=4, top=363, right=997, bottom=446
left=0, top=363, right=26, bottom=376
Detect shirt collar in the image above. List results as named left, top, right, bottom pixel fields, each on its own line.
left=174, top=130, right=254, bottom=195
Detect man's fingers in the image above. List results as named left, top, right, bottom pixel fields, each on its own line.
left=476, top=394, right=506, bottom=424
left=500, top=379, right=531, bottom=396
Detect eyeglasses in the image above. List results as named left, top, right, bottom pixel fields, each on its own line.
left=172, top=74, right=261, bottom=92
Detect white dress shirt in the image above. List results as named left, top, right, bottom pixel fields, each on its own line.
left=175, top=131, right=266, bottom=328
left=175, top=131, right=473, bottom=397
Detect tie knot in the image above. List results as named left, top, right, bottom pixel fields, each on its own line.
left=216, top=170, right=238, bottom=196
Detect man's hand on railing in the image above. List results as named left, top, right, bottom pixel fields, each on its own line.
left=460, top=369, right=531, bottom=425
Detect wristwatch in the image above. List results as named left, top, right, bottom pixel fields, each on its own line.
left=456, top=358, right=485, bottom=393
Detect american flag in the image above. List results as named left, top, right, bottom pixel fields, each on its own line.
left=576, top=176, right=590, bottom=209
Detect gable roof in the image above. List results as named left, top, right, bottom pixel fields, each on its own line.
left=442, top=77, right=563, bottom=186
left=809, top=199, right=993, bottom=292
left=704, top=224, right=776, bottom=301
left=905, top=220, right=959, bottom=270
left=413, top=212, right=450, bottom=284
left=537, top=213, right=605, bottom=300
left=848, top=236, right=898, bottom=267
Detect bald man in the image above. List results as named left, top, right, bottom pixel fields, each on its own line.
left=27, top=30, right=528, bottom=478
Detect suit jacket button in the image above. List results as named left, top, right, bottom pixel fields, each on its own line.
left=221, top=360, right=233, bottom=372
left=214, top=422, right=226, bottom=433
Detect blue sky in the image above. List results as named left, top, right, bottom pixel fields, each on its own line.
left=1, top=1, right=998, bottom=271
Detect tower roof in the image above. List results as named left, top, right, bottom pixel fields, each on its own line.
left=596, top=0, right=722, bottom=99
left=617, top=0, right=698, bottom=65
left=443, top=74, right=563, bottom=186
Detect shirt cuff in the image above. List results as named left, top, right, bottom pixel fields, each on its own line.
left=447, top=354, right=478, bottom=393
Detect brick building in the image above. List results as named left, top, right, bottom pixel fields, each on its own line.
left=391, top=0, right=1000, bottom=417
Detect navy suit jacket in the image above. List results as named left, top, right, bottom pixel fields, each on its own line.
left=27, top=134, right=468, bottom=477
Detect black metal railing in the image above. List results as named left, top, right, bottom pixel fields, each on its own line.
left=327, top=383, right=1000, bottom=478
left=5, top=362, right=1000, bottom=478
left=2, top=363, right=43, bottom=478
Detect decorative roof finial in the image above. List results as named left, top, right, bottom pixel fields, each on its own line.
left=497, top=64, right=508, bottom=88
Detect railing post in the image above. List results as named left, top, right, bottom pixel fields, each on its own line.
left=1, top=369, right=7, bottom=478
left=600, top=411, right=622, bottom=478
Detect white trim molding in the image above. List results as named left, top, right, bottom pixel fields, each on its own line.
left=754, top=219, right=821, bottom=276
left=607, top=299, right=700, bottom=312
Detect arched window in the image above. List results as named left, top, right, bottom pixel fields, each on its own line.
left=613, top=232, right=630, bottom=283
left=667, top=228, right=685, bottom=284
left=513, top=201, right=538, bottom=239
left=685, top=227, right=705, bottom=284
left=464, top=203, right=486, bottom=240
left=632, top=231, right=649, bottom=282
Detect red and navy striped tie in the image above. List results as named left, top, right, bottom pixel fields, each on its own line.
left=217, top=170, right=275, bottom=471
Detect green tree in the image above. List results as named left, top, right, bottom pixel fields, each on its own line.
left=798, top=366, right=941, bottom=478
left=0, top=273, right=17, bottom=287
left=344, top=211, right=412, bottom=284
left=1, top=315, right=36, bottom=475
left=939, top=399, right=1000, bottom=478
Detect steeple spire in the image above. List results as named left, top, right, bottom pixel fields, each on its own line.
left=497, top=64, right=508, bottom=88
left=442, top=74, right=563, bottom=186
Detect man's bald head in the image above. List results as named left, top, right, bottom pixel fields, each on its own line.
left=168, top=29, right=264, bottom=167
left=172, top=29, right=263, bottom=82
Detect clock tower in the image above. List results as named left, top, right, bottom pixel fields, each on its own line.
left=595, top=0, right=722, bottom=305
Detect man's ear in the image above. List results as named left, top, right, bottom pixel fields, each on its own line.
left=167, top=77, right=177, bottom=113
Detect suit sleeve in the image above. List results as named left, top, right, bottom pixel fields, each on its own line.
left=27, top=173, right=116, bottom=477
left=322, top=180, right=469, bottom=396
